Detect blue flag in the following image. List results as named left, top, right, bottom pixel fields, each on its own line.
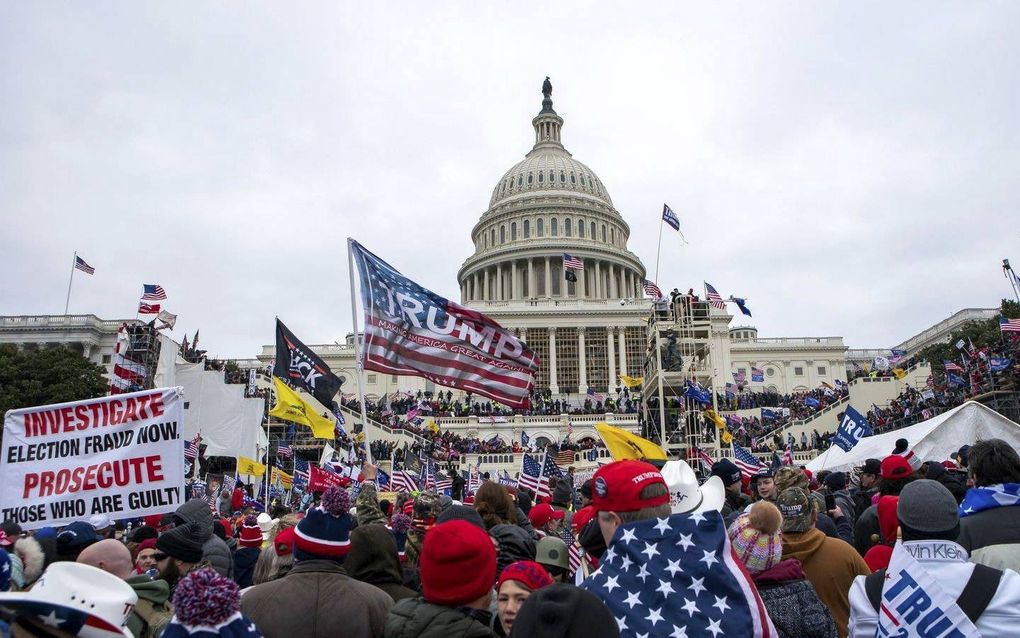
left=730, top=296, right=752, bottom=317
left=761, top=408, right=778, bottom=421
left=683, top=380, right=712, bottom=405
left=947, top=372, right=966, bottom=387
left=832, top=406, right=872, bottom=452
left=989, top=358, right=1011, bottom=373
left=376, top=468, right=390, bottom=489
left=803, top=396, right=821, bottom=408
left=521, top=431, right=530, bottom=447
left=661, top=203, right=680, bottom=231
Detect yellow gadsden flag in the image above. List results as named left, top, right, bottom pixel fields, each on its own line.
left=619, top=374, right=644, bottom=389
left=704, top=409, right=727, bottom=430
left=270, top=377, right=336, bottom=440
left=237, top=456, right=266, bottom=477
left=892, top=368, right=907, bottom=380
left=271, top=467, right=293, bottom=490
left=595, top=423, right=666, bottom=462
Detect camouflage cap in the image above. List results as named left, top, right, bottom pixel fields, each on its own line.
left=413, top=491, right=442, bottom=520
left=777, top=487, right=813, bottom=533
left=774, top=466, right=808, bottom=495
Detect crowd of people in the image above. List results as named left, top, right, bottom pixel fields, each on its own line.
left=3, top=435, right=1020, bottom=637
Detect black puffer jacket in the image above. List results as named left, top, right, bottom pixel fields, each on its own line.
left=346, top=524, right=418, bottom=603
left=385, top=597, right=493, bottom=638
left=489, top=524, right=536, bottom=577
left=173, top=498, right=233, bottom=577
left=753, top=559, right=838, bottom=638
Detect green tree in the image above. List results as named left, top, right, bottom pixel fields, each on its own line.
left=917, top=299, right=1018, bottom=367
left=0, top=344, right=110, bottom=417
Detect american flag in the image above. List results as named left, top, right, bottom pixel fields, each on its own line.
left=661, top=203, right=681, bottom=231
left=733, top=444, right=767, bottom=478
left=695, top=446, right=715, bottom=470
left=563, top=253, right=584, bottom=270
left=221, top=474, right=236, bottom=495
left=783, top=444, right=793, bottom=466
left=74, top=255, right=95, bottom=275
left=376, top=468, right=391, bottom=490
left=582, top=512, right=775, bottom=636
left=277, top=444, right=293, bottom=458
left=642, top=279, right=663, bottom=298
left=468, top=465, right=481, bottom=493
left=293, top=458, right=310, bottom=486
left=555, top=449, right=576, bottom=466
left=518, top=452, right=561, bottom=499
left=435, top=477, right=453, bottom=494
left=1000, top=317, right=1020, bottom=333
left=351, top=241, right=539, bottom=409
left=751, top=367, right=764, bottom=382
left=184, top=433, right=202, bottom=461
left=944, top=361, right=965, bottom=373
left=704, top=282, right=726, bottom=309
left=138, top=302, right=161, bottom=314
left=141, top=284, right=167, bottom=300
left=586, top=387, right=605, bottom=403
left=732, top=371, right=746, bottom=384
left=391, top=470, right=419, bottom=493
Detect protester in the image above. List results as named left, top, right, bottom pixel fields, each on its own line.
left=527, top=503, right=565, bottom=537
left=250, top=527, right=296, bottom=587
left=754, top=467, right=777, bottom=503
left=848, top=479, right=1020, bottom=637
left=957, top=438, right=1020, bottom=572
left=494, top=560, right=553, bottom=636
left=820, top=472, right=856, bottom=524
left=534, top=536, right=571, bottom=583
left=475, top=483, right=518, bottom=529
left=346, top=524, right=418, bottom=603
left=173, top=498, right=234, bottom=578
left=163, top=568, right=263, bottom=637
left=55, top=521, right=99, bottom=562
left=234, top=515, right=264, bottom=589
left=156, top=522, right=208, bottom=596
left=404, top=492, right=441, bottom=569
left=853, top=454, right=916, bottom=555
left=508, top=583, right=618, bottom=638
left=711, top=458, right=750, bottom=518
left=850, top=459, right=881, bottom=519
left=385, top=520, right=497, bottom=638
left=728, top=501, right=838, bottom=638
left=135, top=538, right=158, bottom=575
left=777, top=487, right=869, bottom=638
left=242, top=486, right=392, bottom=637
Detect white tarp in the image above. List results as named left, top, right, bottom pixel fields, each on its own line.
left=805, top=401, right=1020, bottom=473
left=176, top=362, right=268, bottom=460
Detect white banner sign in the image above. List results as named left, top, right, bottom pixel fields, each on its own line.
left=1, top=387, right=186, bottom=530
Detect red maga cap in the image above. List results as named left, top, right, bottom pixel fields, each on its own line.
left=591, top=460, right=669, bottom=513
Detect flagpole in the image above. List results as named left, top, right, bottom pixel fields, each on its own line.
left=64, top=252, right=77, bottom=315
left=654, top=220, right=663, bottom=285
left=346, top=238, right=375, bottom=465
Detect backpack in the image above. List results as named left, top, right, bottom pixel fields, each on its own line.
left=864, top=563, right=1003, bottom=624
left=133, top=597, right=173, bottom=638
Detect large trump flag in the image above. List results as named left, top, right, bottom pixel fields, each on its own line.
left=350, top=240, right=539, bottom=409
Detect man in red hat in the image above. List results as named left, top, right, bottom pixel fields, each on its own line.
left=853, top=454, right=917, bottom=555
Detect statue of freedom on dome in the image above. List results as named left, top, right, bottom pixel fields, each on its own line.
left=542, top=76, right=552, bottom=99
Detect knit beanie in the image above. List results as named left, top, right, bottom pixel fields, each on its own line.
left=162, top=568, right=262, bottom=637
left=130, top=525, right=159, bottom=544
left=156, top=523, right=205, bottom=564
left=727, top=501, right=783, bottom=574
left=293, top=486, right=353, bottom=562
left=436, top=505, right=486, bottom=530
left=137, top=538, right=158, bottom=554
left=238, top=515, right=263, bottom=549
left=388, top=513, right=412, bottom=560
left=510, top=583, right=620, bottom=638
left=420, top=520, right=497, bottom=607
left=496, top=560, right=553, bottom=593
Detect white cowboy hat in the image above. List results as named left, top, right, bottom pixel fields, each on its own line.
left=660, top=460, right=726, bottom=515
left=0, top=561, right=136, bottom=637
left=256, top=512, right=279, bottom=540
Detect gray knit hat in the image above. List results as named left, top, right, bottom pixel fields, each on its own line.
left=897, top=479, right=959, bottom=535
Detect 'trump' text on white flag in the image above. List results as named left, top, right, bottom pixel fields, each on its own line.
left=1, top=387, right=186, bottom=529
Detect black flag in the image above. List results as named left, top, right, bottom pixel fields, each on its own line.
left=565, top=270, right=577, bottom=283
left=274, top=319, right=343, bottom=407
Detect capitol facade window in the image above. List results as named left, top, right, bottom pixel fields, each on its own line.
left=524, top=220, right=530, bottom=238
left=565, top=219, right=572, bottom=236
left=538, top=218, right=544, bottom=236
left=552, top=218, right=558, bottom=236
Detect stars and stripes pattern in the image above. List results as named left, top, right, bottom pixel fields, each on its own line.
left=277, top=444, right=293, bottom=458
left=563, top=253, right=584, bottom=270
left=518, top=452, right=561, bottom=499
left=662, top=203, right=681, bottom=231
left=184, top=433, right=202, bottom=461
left=586, top=387, right=605, bottom=403
left=695, top=446, right=715, bottom=470
left=74, top=255, right=95, bottom=274
left=943, top=361, right=965, bottom=373
left=391, top=470, right=419, bottom=493
left=1000, top=317, right=1020, bottom=333
left=293, top=458, right=310, bottom=486
left=141, top=284, right=167, bottom=300
left=704, top=282, right=726, bottom=309
left=582, top=512, right=775, bottom=637
left=783, top=444, right=793, bottom=466
left=351, top=240, right=539, bottom=409
left=733, top=444, right=768, bottom=478
left=751, top=367, right=765, bottom=382
left=642, top=279, right=663, bottom=298
left=555, top=449, right=576, bottom=466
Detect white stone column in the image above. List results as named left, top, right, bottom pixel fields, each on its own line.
left=511, top=261, right=518, bottom=300
left=577, top=327, right=588, bottom=391
left=578, top=259, right=586, bottom=298
left=527, top=259, right=535, bottom=298
left=607, top=327, right=616, bottom=391
left=594, top=261, right=602, bottom=298
left=482, top=268, right=489, bottom=300
left=609, top=263, right=618, bottom=298
left=618, top=328, right=628, bottom=377
left=496, top=264, right=503, bottom=301
left=548, top=327, right=559, bottom=394
left=544, top=257, right=552, bottom=299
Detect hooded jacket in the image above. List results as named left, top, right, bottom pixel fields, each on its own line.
left=174, top=498, right=234, bottom=578
left=958, top=500, right=1020, bottom=573
left=752, top=559, right=838, bottom=638
left=346, top=524, right=418, bottom=603
left=385, top=597, right=494, bottom=638
left=233, top=546, right=261, bottom=589
left=489, top=524, right=536, bottom=576
left=782, top=527, right=870, bottom=638
left=125, top=575, right=172, bottom=638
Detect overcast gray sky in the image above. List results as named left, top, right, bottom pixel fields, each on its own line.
left=2, top=2, right=1018, bottom=358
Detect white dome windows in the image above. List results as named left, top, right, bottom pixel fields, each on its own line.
left=578, top=219, right=585, bottom=238
left=565, top=219, right=572, bottom=237
left=551, top=218, right=558, bottom=236
left=537, top=219, right=545, bottom=237
left=511, top=222, right=517, bottom=241
left=538, top=171, right=544, bottom=184
left=524, top=220, right=531, bottom=238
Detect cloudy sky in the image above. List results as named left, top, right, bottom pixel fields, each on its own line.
left=2, top=2, right=1018, bottom=358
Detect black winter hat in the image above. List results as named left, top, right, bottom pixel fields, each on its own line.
left=824, top=471, right=847, bottom=492
left=710, top=459, right=742, bottom=487
left=156, top=522, right=205, bottom=563
left=509, top=583, right=619, bottom=638
left=436, top=505, right=485, bottom=529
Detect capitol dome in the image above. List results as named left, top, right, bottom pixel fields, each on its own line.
left=458, top=80, right=646, bottom=305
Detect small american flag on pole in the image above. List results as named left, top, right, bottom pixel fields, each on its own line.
left=562, top=253, right=584, bottom=270
left=141, top=284, right=167, bottom=300
left=74, top=255, right=95, bottom=275
left=695, top=446, right=715, bottom=470
left=277, top=444, right=293, bottom=458
left=184, top=433, right=202, bottom=461
left=944, top=361, right=965, bottom=373
left=518, top=452, right=561, bottom=499
left=641, top=279, right=663, bottom=298
left=391, top=470, right=419, bottom=493
left=705, top=282, right=726, bottom=309
left=999, top=317, right=1020, bottom=333
left=733, top=444, right=767, bottom=478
